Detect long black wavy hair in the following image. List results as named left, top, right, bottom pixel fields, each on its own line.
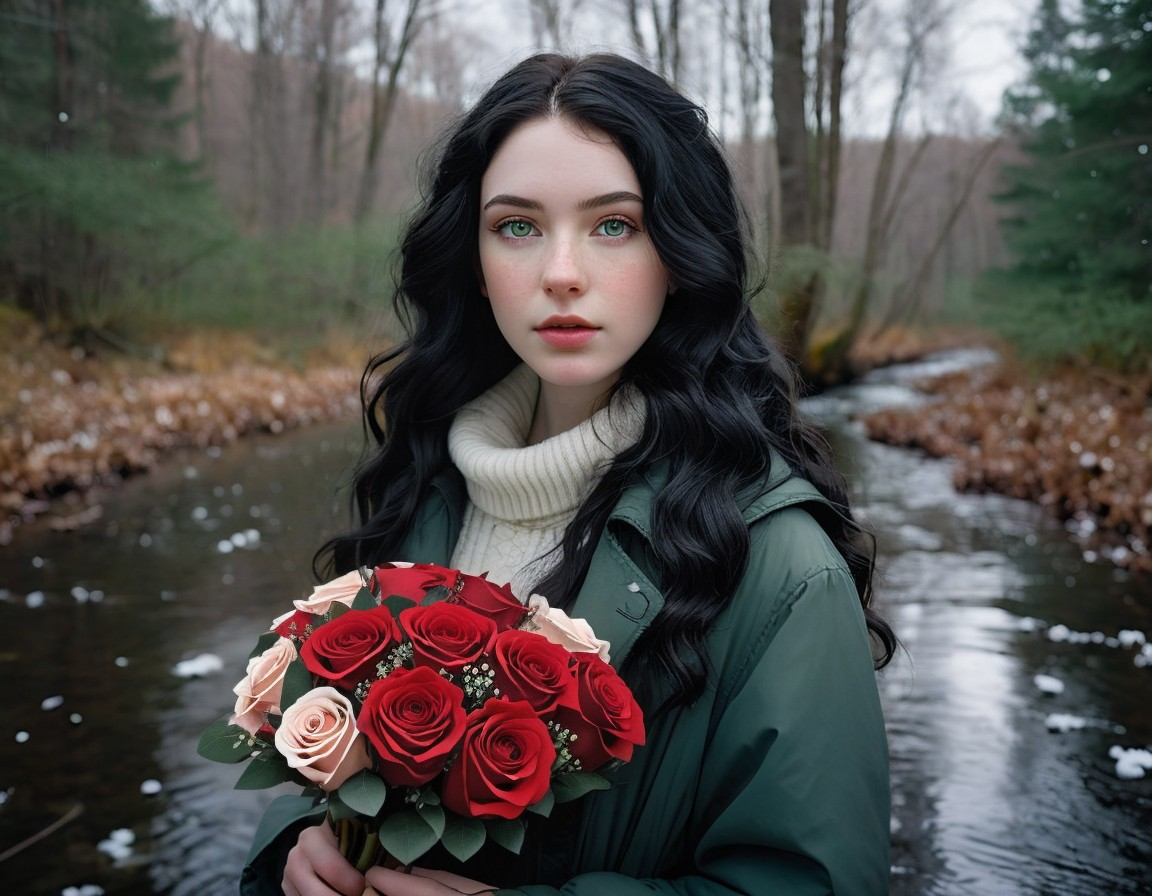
left=318, top=52, right=895, bottom=705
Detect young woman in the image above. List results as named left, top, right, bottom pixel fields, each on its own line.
left=244, top=51, right=895, bottom=896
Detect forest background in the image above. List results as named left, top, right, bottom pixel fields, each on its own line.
left=1, top=0, right=1150, bottom=568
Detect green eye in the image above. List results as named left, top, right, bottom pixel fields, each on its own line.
left=503, top=220, right=533, bottom=238
left=598, top=219, right=629, bottom=237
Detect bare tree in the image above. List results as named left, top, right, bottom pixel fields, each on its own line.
left=164, top=0, right=228, bottom=161
left=354, top=0, right=430, bottom=226
left=814, top=0, right=848, bottom=253
left=728, top=0, right=771, bottom=231
left=626, top=0, right=683, bottom=84
left=526, top=0, right=588, bottom=47
left=249, top=0, right=302, bottom=230
left=769, top=0, right=818, bottom=365
left=817, top=0, right=951, bottom=375
left=304, top=0, right=352, bottom=223
left=880, top=136, right=1001, bottom=328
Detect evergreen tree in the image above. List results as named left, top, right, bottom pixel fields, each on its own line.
left=988, top=0, right=1152, bottom=366
left=0, top=0, right=226, bottom=333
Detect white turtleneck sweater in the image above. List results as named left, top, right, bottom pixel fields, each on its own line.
left=447, top=364, right=644, bottom=598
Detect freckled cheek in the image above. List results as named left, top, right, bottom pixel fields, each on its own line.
left=479, top=255, right=538, bottom=298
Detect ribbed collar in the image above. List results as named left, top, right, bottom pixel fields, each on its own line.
left=447, top=365, right=645, bottom=526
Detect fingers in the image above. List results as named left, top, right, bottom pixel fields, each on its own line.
left=282, top=821, right=367, bottom=896
left=364, top=865, right=494, bottom=896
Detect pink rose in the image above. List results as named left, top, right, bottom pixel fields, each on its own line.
left=231, top=636, right=297, bottom=735
left=524, top=595, right=612, bottom=663
left=275, top=687, right=372, bottom=790
left=269, top=569, right=367, bottom=635
left=292, top=569, right=367, bottom=615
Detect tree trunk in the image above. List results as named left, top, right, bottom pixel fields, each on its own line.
left=733, top=0, right=765, bottom=232
left=308, top=0, right=339, bottom=223
left=820, top=0, right=847, bottom=252
left=355, top=0, right=424, bottom=227
left=881, top=138, right=1002, bottom=329
left=769, top=0, right=817, bottom=367
left=248, top=0, right=269, bottom=228
left=811, top=0, right=827, bottom=246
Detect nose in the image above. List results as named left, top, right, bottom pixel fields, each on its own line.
left=541, top=236, right=586, bottom=298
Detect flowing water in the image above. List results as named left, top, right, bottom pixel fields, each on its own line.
left=1, top=351, right=1149, bottom=895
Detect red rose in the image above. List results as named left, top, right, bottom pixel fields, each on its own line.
left=553, top=654, right=645, bottom=771
left=358, top=666, right=467, bottom=787
left=490, top=629, right=576, bottom=714
left=299, top=607, right=402, bottom=690
left=450, top=574, right=527, bottom=630
left=400, top=602, right=497, bottom=676
left=272, top=608, right=318, bottom=642
left=442, top=698, right=555, bottom=819
left=373, top=562, right=457, bottom=600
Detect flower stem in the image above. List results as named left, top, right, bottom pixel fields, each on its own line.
left=354, top=827, right=382, bottom=873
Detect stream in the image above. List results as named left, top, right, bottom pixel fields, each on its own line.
left=1, top=350, right=1149, bottom=895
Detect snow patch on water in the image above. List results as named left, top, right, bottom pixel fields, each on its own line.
left=96, top=828, right=135, bottom=861
left=1044, top=713, right=1087, bottom=732
left=1033, top=674, right=1065, bottom=695
left=1041, top=621, right=1149, bottom=665
left=1109, top=746, right=1152, bottom=780
left=171, top=653, right=223, bottom=678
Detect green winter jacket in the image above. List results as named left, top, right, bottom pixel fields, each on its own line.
left=241, top=456, right=891, bottom=895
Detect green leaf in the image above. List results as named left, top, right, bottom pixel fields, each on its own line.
left=485, top=817, right=526, bottom=855
left=551, top=771, right=611, bottom=804
left=381, top=594, right=417, bottom=618
left=441, top=814, right=486, bottom=863
left=326, top=601, right=351, bottom=621
left=416, top=802, right=445, bottom=838
left=351, top=586, right=377, bottom=611
left=234, top=753, right=295, bottom=790
left=417, top=786, right=441, bottom=806
left=327, top=792, right=358, bottom=821
left=526, top=789, right=554, bottom=818
left=420, top=585, right=451, bottom=607
left=338, top=771, right=388, bottom=817
left=197, top=715, right=258, bottom=763
left=280, top=658, right=315, bottom=709
left=248, top=630, right=281, bottom=659
left=377, top=810, right=440, bottom=866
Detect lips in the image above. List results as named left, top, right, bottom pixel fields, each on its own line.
left=534, top=316, right=599, bottom=349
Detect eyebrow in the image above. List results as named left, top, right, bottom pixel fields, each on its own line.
left=482, top=191, right=644, bottom=212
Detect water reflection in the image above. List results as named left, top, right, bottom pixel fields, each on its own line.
left=0, top=422, right=363, bottom=895
left=810, top=354, right=1152, bottom=896
left=1, top=356, right=1149, bottom=895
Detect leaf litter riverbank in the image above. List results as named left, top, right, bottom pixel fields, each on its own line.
left=859, top=358, right=1152, bottom=572
left=2, top=317, right=1148, bottom=574
left=0, top=316, right=363, bottom=545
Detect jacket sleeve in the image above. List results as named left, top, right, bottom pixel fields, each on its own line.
left=239, top=795, right=326, bottom=895
left=496, top=565, right=891, bottom=896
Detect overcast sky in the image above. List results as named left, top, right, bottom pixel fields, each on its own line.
left=466, top=0, right=1036, bottom=138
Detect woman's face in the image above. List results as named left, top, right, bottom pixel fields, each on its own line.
left=478, top=117, right=670, bottom=433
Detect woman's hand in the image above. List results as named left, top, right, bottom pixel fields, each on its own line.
left=282, top=821, right=366, bottom=896
left=364, top=866, right=495, bottom=896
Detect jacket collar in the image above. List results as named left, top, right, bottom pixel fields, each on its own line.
left=420, top=452, right=829, bottom=668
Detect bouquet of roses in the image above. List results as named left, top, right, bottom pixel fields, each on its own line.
left=198, top=562, right=645, bottom=871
